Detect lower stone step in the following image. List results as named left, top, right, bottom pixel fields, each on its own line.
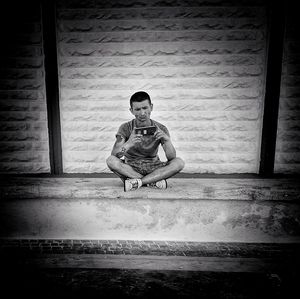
left=1, top=177, right=300, bottom=242
left=1, top=196, right=300, bottom=242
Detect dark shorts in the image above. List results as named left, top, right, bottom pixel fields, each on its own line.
left=125, top=158, right=168, bottom=176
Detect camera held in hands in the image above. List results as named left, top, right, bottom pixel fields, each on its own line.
left=135, top=126, right=157, bottom=136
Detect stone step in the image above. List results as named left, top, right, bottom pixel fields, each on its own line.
left=1, top=176, right=300, bottom=200
left=0, top=177, right=300, bottom=243
left=6, top=254, right=294, bottom=273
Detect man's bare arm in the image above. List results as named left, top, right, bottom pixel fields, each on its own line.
left=154, top=128, right=176, bottom=161
left=111, top=135, right=127, bottom=158
left=162, top=139, right=177, bottom=161
left=111, top=130, right=142, bottom=158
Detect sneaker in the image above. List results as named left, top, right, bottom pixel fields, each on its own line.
left=148, top=179, right=167, bottom=189
left=124, top=178, right=142, bottom=192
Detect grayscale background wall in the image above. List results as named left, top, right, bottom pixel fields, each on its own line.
left=0, top=0, right=299, bottom=175
left=0, top=2, right=50, bottom=173
left=275, top=5, right=300, bottom=174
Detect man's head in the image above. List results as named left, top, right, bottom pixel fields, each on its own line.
left=129, top=91, right=153, bottom=126
left=129, top=91, right=152, bottom=108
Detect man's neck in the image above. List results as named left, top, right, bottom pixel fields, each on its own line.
left=135, top=119, right=152, bottom=127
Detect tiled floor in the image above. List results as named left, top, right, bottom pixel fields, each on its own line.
left=1, top=239, right=299, bottom=258
left=1, top=240, right=299, bottom=299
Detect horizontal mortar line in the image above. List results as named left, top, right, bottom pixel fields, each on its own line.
left=60, top=149, right=258, bottom=152
left=276, top=153, right=300, bottom=156
left=59, top=17, right=265, bottom=22
left=62, top=161, right=256, bottom=164
left=2, top=21, right=41, bottom=24
left=58, top=39, right=263, bottom=43
left=0, top=89, right=44, bottom=92
left=59, top=66, right=264, bottom=69
left=0, top=101, right=46, bottom=104
left=0, top=139, right=48, bottom=142
left=59, top=86, right=260, bottom=90
left=59, top=100, right=260, bottom=103
left=3, top=44, right=42, bottom=48
left=58, top=29, right=265, bottom=34
left=0, top=150, right=49, bottom=153
left=2, top=43, right=43, bottom=47
left=59, top=125, right=257, bottom=129
left=59, top=65, right=263, bottom=69
left=60, top=53, right=263, bottom=58
left=58, top=6, right=266, bottom=11
left=59, top=66, right=263, bottom=70
left=61, top=152, right=259, bottom=155
left=61, top=140, right=259, bottom=143
left=59, top=77, right=262, bottom=80
left=60, top=77, right=262, bottom=81
left=59, top=53, right=264, bottom=60
left=2, top=108, right=260, bottom=111
left=0, top=58, right=43, bottom=62
left=60, top=127, right=260, bottom=130
left=60, top=72, right=263, bottom=81
left=59, top=40, right=264, bottom=45
left=59, top=55, right=264, bottom=59
left=0, top=67, right=42, bottom=71
left=61, top=163, right=258, bottom=166
left=0, top=57, right=44, bottom=61
left=0, top=111, right=46, bottom=114
left=60, top=70, right=263, bottom=74
left=0, top=116, right=259, bottom=120
left=58, top=88, right=262, bottom=91
left=0, top=119, right=260, bottom=122
left=58, top=18, right=265, bottom=23
left=59, top=99, right=261, bottom=102
left=58, top=36, right=263, bottom=41
left=11, top=254, right=287, bottom=273
left=0, top=112, right=46, bottom=115
left=59, top=28, right=265, bottom=33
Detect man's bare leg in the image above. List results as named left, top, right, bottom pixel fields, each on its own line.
left=107, top=156, right=184, bottom=186
left=106, top=155, right=143, bottom=180
left=141, top=157, right=185, bottom=185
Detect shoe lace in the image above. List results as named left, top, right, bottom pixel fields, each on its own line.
left=131, top=179, right=138, bottom=188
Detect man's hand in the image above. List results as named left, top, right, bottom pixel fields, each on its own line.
left=111, top=128, right=142, bottom=157
left=127, top=127, right=143, bottom=147
left=154, top=127, right=170, bottom=144
left=154, top=126, right=176, bottom=160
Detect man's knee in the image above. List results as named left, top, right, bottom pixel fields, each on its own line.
left=106, top=155, right=122, bottom=171
left=175, top=157, right=185, bottom=171
left=170, top=157, right=185, bottom=172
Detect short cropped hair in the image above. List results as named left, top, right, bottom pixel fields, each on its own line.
left=130, top=91, right=152, bottom=108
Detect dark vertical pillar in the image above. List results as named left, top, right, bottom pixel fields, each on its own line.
left=259, top=1, right=286, bottom=176
left=41, top=0, right=63, bottom=174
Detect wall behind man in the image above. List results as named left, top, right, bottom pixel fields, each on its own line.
left=275, top=4, right=300, bottom=174
left=57, top=0, right=268, bottom=174
left=0, top=1, right=50, bottom=173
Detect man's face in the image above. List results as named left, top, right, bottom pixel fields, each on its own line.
left=130, top=99, right=153, bottom=125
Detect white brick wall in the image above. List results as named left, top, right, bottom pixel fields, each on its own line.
left=57, top=0, right=268, bottom=173
left=0, top=3, right=50, bottom=173
left=274, top=5, right=300, bottom=174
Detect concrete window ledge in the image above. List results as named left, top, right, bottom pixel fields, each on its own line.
left=0, top=177, right=300, bottom=201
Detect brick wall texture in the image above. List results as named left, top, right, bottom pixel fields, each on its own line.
left=2, top=0, right=297, bottom=175
left=274, top=4, right=300, bottom=174
left=57, top=0, right=268, bottom=174
left=0, top=2, right=50, bottom=173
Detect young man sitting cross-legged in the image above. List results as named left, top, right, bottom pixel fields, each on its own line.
left=106, top=91, right=185, bottom=192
